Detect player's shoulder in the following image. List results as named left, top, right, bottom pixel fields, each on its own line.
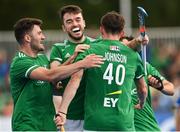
left=10, top=52, right=31, bottom=67
left=119, top=41, right=135, bottom=52
left=89, top=36, right=103, bottom=44
left=37, top=53, right=48, bottom=59
left=13, top=52, right=30, bottom=61
left=17, top=52, right=27, bottom=58
left=121, top=43, right=139, bottom=58
left=86, top=36, right=95, bottom=42
left=87, top=40, right=101, bottom=49
left=86, top=36, right=100, bottom=45
left=52, top=40, right=68, bottom=47
left=51, top=41, right=69, bottom=53
left=90, top=37, right=103, bottom=45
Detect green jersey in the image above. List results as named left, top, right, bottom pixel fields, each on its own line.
left=132, top=62, right=164, bottom=131
left=10, top=52, right=56, bottom=131
left=76, top=39, right=145, bottom=131
left=50, top=37, right=95, bottom=120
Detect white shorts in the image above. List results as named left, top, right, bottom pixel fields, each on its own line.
left=64, top=119, right=84, bottom=131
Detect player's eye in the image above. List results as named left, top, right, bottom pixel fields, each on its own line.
left=76, top=18, right=81, bottom=22
left=66, top=20, right=73, bottom=25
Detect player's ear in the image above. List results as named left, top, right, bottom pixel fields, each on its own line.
left=24, top=34, right=31, bottom=43
left=83, top=20, right=86, bottom=28
left=62, top=25, right=66, bottom=32
left=120, top=31, right=125, bottom=38
left=100, top=26, right=105, bottom=35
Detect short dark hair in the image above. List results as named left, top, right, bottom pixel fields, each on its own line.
left=100, top=11, right=125, bottom=34
left=13, top=18, right=42, bottom=44
left=58, top=5, right=82, bottom=22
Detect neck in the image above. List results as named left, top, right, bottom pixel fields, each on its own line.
left=68, top=35, right=86, bottom=44
left=102, top=33, right=120, bottom=41
left=19, top=44, right=38, bottom=57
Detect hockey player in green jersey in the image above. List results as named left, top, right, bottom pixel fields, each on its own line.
left=121, top=36, right=174, bottom=131
left=10, top=18, right=104, bottom=131
left=50, top=5, right=97, bottom=131
left=55, top=11, right=148, bottom=131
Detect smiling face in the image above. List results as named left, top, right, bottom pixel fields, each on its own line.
left=28, top=25, right=46, bottom=52
left=62, top=12, right=85, bottom=41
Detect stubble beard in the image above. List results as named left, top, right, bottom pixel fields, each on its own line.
left=31, top=43, right=45, bottom=53
left=68, top=33, right=84, bottom=41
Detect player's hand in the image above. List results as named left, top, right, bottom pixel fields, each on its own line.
left=73, top=44, right=90, bottom=58
left=68, top=44, right=90, bottom=64
left=54, top=112, right=66, bottom=128
left=135, top=34, right=149, bottom=45
left=148, top=75, right=163, bottom=91
left=82, top=54, right=105, bottom=68
left=134, top=100, right=144, bottom=110
left=75, top=44, right=90, bottom=53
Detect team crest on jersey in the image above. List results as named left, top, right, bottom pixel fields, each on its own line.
left=65, top=53, right=71, bottom=58
left=109, top=45, right=120, bottom=51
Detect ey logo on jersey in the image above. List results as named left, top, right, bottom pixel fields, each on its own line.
left=103, top=90, right=122, bottom=108
left=109, top=45, right=120, bottom=51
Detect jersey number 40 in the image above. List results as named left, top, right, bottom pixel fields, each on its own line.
left=103, top=63, right=125, bottom=85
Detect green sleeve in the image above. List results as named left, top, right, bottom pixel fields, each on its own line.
left=146, top=62, right=165, bottom=80
left=50, top=44, right=63, bottom=63
left=135, top=53, right=145, bottom=79
left=11, top=58, right=40, bottom=79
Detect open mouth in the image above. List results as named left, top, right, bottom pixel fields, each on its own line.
left=72, top=27, right=80, bottom=33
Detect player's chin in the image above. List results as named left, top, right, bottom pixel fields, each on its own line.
left=72, top=34, right=83, bottom=40
left=39, top=45, right=45, bottom=51
left=72, top=31, right=83, bottom=37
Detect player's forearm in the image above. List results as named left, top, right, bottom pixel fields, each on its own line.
left=61, top=53, right=77, bottom=66
left=32, top=54, right=103, bottom=82
left=30, top=63, right=83, bottom=83
left=51, top=60, right=85, bottom=82
left=161, top=80, right=174, bottom=96
left=126, top=38, right=140, bottom=51
left=50, top=57, right=80, bottom=82
left=127, top=35, right=149, bottom=51
left=58, top=70, right=83, bottom=114
left=58, top=85, right=78, bottom=114
left=137, top=87, right=147, bottom=107
left=136, top=77, right=147, bottom=107
left=148, top=75, right=175, bottom=96
left=53, top=96, right=62, bottom=113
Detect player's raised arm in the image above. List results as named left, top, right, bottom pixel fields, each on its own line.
left=55, top=70, right=84, bottom=127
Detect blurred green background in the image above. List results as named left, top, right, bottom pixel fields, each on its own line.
left=0, top=0, right=180, bottom=30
